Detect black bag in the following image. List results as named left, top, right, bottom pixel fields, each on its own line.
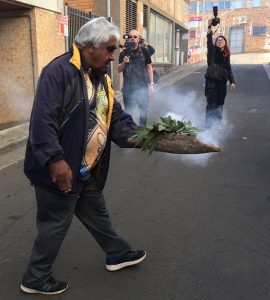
left=205, top=63, right=228, bottom=82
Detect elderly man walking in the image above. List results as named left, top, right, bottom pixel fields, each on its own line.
left=21, top=17, right=146, bottom=296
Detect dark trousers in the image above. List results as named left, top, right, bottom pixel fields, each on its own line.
left=123, top=86, right=149, bottom=127
left=205, top=79, right=227, bottom=127
left=22, top=177, right=131, bottom=286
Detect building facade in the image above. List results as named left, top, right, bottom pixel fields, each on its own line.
left=66, top=0, right=190, bottom=90
left=0, top=0, right=190, bottom=124
left=0, top=0, right=65, bottom=123
left=188, top=0, right=270, bottom=62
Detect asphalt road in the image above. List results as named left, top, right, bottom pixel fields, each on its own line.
left=1, top=63, right=270, bottom=300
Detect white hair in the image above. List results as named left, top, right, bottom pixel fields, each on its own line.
left=74, top=17, right=120, bottom=48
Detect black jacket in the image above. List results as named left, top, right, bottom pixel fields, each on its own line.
left=207, top=32, right=235, bottom=84
left=24, top=45, right=136, bottom=193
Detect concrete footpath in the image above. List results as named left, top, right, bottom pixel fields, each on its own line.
left=0, top=52, right=269, bottom=155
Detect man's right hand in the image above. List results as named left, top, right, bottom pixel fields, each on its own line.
left=48, top=160, right=73, bottom=193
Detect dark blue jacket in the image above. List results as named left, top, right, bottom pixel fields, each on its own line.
left=24, top=44, right=136, bottom=193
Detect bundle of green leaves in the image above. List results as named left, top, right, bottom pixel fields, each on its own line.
left=135, top=115, right=199, bottom=154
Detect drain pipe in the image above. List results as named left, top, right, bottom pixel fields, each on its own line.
left=106, top=0, right=113, bottom=81
left=24, top=14, right=36, bottom=94
left=106, top=0, right=111, bottom=18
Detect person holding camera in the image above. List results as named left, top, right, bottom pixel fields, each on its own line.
left=118, top=29, right=154, bottom=127
left=205, top=17, right=236, bottom=128
left=138, top=34, right=155, bottom=56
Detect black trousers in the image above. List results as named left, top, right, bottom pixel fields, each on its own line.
left=22, top=177, right=132, bottom=286
left=122, top=85, right=149, bottom=127
left=205, top=79, right=227, bottom=127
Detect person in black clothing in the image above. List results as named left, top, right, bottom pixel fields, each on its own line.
left=205, top=19, right=236, bottom=127
left=118, top=29, right=154, bottom=127
left=138, top=33, right=155, bottom=56
left=20, top=17, right=146, bottom=296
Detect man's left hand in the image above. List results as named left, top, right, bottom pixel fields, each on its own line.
left=230, top=83, right=236, bottom=91
left=48, top=159, right=73, bottom=193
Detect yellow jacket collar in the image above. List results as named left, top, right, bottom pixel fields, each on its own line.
left=69, top=44, right=81, bottom=70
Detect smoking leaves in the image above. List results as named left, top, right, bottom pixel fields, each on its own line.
left=135, top=115, right=199, bottom=154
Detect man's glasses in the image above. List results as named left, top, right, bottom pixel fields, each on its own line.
left=128, top=35, right=138, bottom=39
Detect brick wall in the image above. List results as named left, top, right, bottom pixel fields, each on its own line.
left=33, top=8, right=65, bottom=77
left=120, top=0, right=126, bottom=35
left=64, top=0, right=95, bottom=12
left=136, top=1, right=144, bottom=33
left=0, top=16, right=34, bottom=123
left=149, top=0, right=175, bottom=16
left=0, top=8, right=65, bottom=124
left=188, top=6, right=270, bottom=54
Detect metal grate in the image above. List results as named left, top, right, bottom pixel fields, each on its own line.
left=126, top=0, right=137, bottom=33
left=66, top=6, right=97, bottom=49
left=143, top=4, right=148, bottom=28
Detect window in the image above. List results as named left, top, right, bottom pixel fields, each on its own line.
left=126, top=0, right=137, bottom=33
left=204, top=2, right=214, bottom=11
left=248, top=0, right=261, bottom=7
left=218, top=0, right=231, bottom=9
left=232, top=0, right=243, bottom=8
left=190, top=2, right=197, bottom=12
left=252, top=26, right=266, bottom=35
left=150, top=12, right=172, bottom=63
left=225, top=1, right=231, bottom=9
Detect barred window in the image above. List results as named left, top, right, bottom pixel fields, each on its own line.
left=126, top=0, right=137, bottom=33
left=190, top=2, right=197, bottom=12
left=231, top=0, right=243, bottom=8
left=218, top=0, right=231, bottom=9
left=252, top=26, right=267, bottom=35
left=204, top=2, right=214, bottom=11
left=143, top=4, right=148, bottom=28
left=248, top=0, right=261, bottom=7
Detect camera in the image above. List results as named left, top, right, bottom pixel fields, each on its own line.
left=120, top=34, right=136, bottom=51
left=211, top=6, right=220, bottom=26
left=139, top=38, right=145, bottom=45
left=125, top=41, right=136, bottom=50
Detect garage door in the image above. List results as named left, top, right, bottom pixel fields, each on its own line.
left=229, top=27, right=245, bottom=54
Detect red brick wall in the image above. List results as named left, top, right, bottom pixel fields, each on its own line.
left=64, top=0, right=95, bottom=12
left=188, top=5, right=270, bottom=53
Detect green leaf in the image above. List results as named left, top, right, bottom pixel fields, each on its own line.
left=134, top=115, right=200, bottom=155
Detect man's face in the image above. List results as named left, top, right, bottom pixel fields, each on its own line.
left=82, top=36, right=118, bottom=72
left=128, top=30, right=139, bottom=48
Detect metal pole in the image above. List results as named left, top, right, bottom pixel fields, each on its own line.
left=106, top=0, right=111, bottom=18
left=64, top=4, right=69, bottom=51
left=106, top=0, right=113, bottom=81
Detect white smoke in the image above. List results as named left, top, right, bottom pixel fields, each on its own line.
left=150, top=88, right=233, bottom=166
left=120, top=85, right=233, bottom=166
left=0, top=74, right=33, bottom=122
